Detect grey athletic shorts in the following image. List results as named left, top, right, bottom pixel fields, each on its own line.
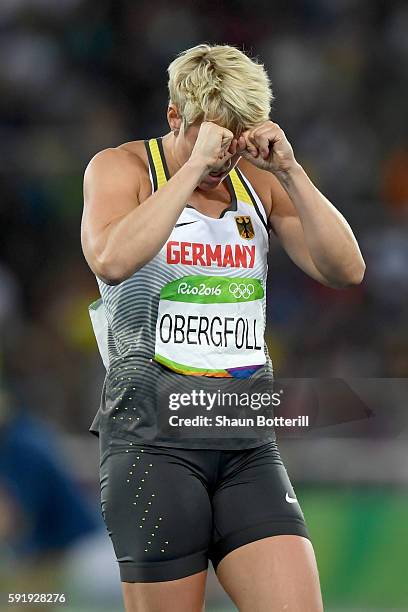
left=99, top=432, right=309, bottom=582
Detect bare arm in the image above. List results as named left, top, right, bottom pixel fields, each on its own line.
left=81, top=123, right=236, bottom=285
left=269, top=165, right=366, bottom=288
left=81, top=149, right=205, bottom=284
left=242, top=121, right=366, bottom=288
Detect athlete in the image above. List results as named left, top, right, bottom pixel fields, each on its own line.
left=81, top=44, right=365, bottom=611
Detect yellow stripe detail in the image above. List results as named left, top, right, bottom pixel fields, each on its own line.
left=229, top=168, right=253, bottom=205
left=149, top=138, right=167, bottom=189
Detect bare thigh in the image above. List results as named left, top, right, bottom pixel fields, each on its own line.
left=216, top=535, right=323, bottom=612
left=121, top=570, right=207, bottom=612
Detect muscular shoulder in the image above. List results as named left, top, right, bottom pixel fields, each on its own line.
left=237, top=158, right=281, bottom=217
left=84, top=140, right=151, bottom=199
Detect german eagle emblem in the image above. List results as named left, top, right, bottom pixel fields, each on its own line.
left=235, top=215, right=255, bottom=240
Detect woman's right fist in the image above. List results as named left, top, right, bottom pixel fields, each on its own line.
left=190, top=122, right=235, bottom=175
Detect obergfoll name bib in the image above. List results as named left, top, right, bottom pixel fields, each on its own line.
left=154, top=275, right=266, bottom=378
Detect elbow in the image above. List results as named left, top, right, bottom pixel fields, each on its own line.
left=332, top=259, right=366, bottom=288
left=351, top=260, right=366, bottom=285
left=97, top=273, right=124, bottom=287
left=346, top=257, right=366, bottom=286
left=94, top=252, right=147, bottom=285
left=94, top=254, right=129, bottom=286
left=82, top=232, right=138, bottom=285
left=90, top=247, right=147, bottom=285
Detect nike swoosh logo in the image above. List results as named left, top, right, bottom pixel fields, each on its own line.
left=285, top=492, right=298, bottom=504
left=175, top=221, right=199, bottom=228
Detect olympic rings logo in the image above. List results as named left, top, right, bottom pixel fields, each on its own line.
left=228, top=282, right=255, bottom=300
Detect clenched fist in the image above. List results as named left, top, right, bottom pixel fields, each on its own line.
left=190, top=121, right=236, bottom=175
left=241, top=121, right=298, bottom=175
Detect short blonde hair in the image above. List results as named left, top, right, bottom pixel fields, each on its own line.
left=167, top=44, right=273, bottom=134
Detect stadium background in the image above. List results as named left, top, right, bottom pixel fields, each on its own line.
left=1, top=0, right=407, bottom=610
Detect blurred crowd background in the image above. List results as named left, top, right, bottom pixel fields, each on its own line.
left=0, top=0, right=407, bottom=610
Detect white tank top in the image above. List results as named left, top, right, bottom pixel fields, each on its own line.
left=89, top=136, right=272, bottom=380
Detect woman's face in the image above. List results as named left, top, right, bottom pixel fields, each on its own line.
left=168, top=109, right=242, bottom=191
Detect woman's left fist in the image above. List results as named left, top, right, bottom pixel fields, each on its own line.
left=240, top=121, right=298, bottom=174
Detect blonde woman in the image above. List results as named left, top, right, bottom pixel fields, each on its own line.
left=81, top=44, right=364, bottom=612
